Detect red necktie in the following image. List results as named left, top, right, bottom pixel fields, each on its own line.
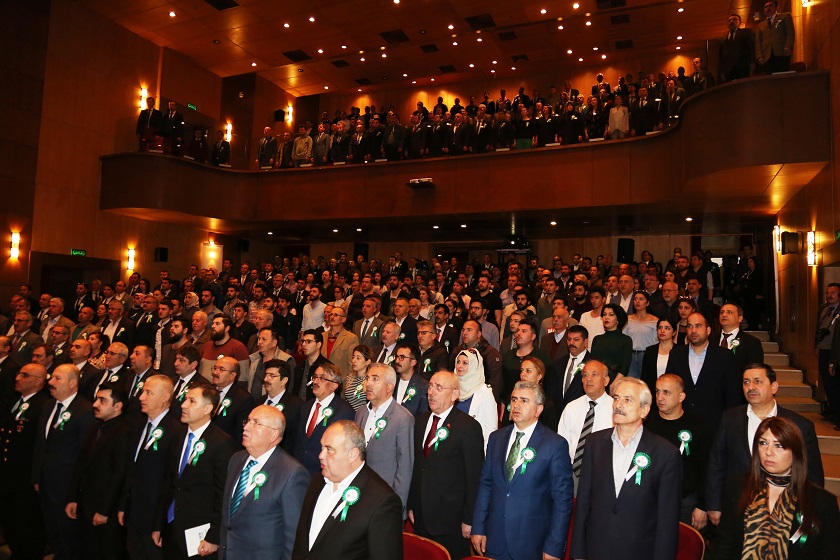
left=423, top=415, right=440, bottom=458
left=306, top=402, right=321, bottom=438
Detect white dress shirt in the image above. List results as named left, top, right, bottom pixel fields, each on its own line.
left=363, top=397, right=393, bottom=442
left=506, top=419, right=539, bottom=471
left=746, top=401, right=777, bottom=452
left=309, top=462, right=365, bottom=549
left=46, top=392, right=78, bottom=437
left=557, top=392, right=614, bottom=462
left=611, top=425, right=643, bottom=497
left=305, top=392, right=336, bottom=429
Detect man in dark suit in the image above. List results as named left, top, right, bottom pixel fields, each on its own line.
left=256, top=127, right=277, bottom=168
left=293, top=362, right=355, bottom=476
left=570, top=377, right=681, bottom=560
left=352, top=297, right=385, bottom=348
left=433, top=303, right=460, bottom=354
left=210, top=131, right=231, bottom=166
left=161, top=101, right=184, bottom=156
left=717, top=303, right=764, bottom=374
left=153, top=386, right=235, bottom=558
left=211, top=356, right=256, bottom=447
left=70, top=282, right=96, bottom=323
left=10, top=311, right=43, bottom=366
left=125, top=344, right=161, bottom=422
left=82, top=341, right=132, bottom=402
left=392, top=343, right=430, bottom=418
left=629, top=86, right=662, bottom=136
left=292, top=420, right=402, bottom=560
left=120, top=374, right=178, bottom=560
left=134, top=294, right=161, bottom=348
left=472, top=381, right=574, bottom=560
left=0, top=363, right=50, bottom=560
left=261, top=359, right=303, bottom=454
left=408, top=371, right=484, bottom=559
left=417, top=320, right=450, bottom=379
left=220, top=405, right=309, bottom=560
left=66, top=382, right=132, bottom=559
left=552, top=325, right=592, bottom=416
left=170, top=345, right=213, bottom=416
left=540, top=308, right=571, bottom=374
left=136, top=96, right=163, bottom=151
left=354, top=363, right=414, bottom=512
left=392, top=297, right=418, bottom=345
left=666, top=312, right=741, bottom=434
left=705, top=363, right=824, bottom=528
left=33, top=363, right=95, bottom=560
left=102, top=300, right=136, bottom=351
left=719, top=14, right=754, bottom=82
left=292, top=330, right=331, bottom=402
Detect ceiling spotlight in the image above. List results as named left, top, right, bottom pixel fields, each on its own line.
left=298, top=68, right=304, bottom=72
left=317, top=48, right=323, bottom=54
left=411, top=80, right=416, bottom=84
left=453, top=41, right=458, bottom=45
left=341, top=45, right=347, bottom=49
left=585, top=21, right=591, bottom=26
left=169, top=11, right=176, bottom=17
left=490, top=69, right=496, bottom=73
left=283, top=23, right=290, bottom=28
left=578, top=57, right=583, bottom=61
left=403, top=73, right=408, bottom=77
left=593, top=47, right=599, bottom=51
left=511, top=66, right=516, bottom=70
left=251, top=62, right=257, bottom=67
left=360, top=57, right=365, bottom=61
left=309, top=16, right=315, bottom=22
left=448, top=24, right=454, bottom=30
left=461, top=224, right=467, bottom=228
left=380, top=46, right=386, bottom=50
left=678, top=7, right=684, bottom=12
left=333, top=228, right=339, bottom=233
left=381, top=53, right=386, bottom=57
left=359, top=50, right=364, bottom=54
left=267, top=231, right=273, bottom=235
left=601, top=54, right=606, bottom=59
left=356, top=228, right=362, bottom=232
left=324, top=86, right=329, bottom=90
left=685, top=217, right=693, bottom=222
left=476, top=37, right=482, bottom=42
left=469, top=63, right=474, bottom=68
left=357, top=88, right=362, bottom=92
left=573, top=2, right=580, bottom=9
left=433, top=225, right=439, bottom=229
left=430, top=78, right=435, bottom=81
left=557, top=25, right=564, bottom=30
left=676, top=46, right=681, bottom=50
left=419, top=29, right=427, bottom=34
left=550, top=221, right=557, bottom=226
left=677, top=35, right=683, bottom=40
left=540, top=8, right=547, bottom=14
left=393, top=0, right=399, bottom=3
left=492, top=60, right=497, bottom=64
left=567, top=49, right=573, bottom=54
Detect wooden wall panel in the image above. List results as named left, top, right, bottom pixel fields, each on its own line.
left=161, top=48, right=222, bottom=123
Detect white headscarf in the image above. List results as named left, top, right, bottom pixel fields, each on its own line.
left=456, top=348, right=486, bottom=401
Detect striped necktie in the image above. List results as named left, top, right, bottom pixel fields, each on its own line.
left=573, top=400, right=597, bottom=477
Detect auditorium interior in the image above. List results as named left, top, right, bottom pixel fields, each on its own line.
left=3, top=0, right=840, bottom=512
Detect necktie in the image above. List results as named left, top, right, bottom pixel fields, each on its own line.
left=174, top=378, right=184, bottom=398
left=377, top=347, right=388, bottom=363
left=167, top=432, right=195, bottom=522
left=505, top=431, right=524, bottom=482
left=230, top=458, right=258, bottom=517
left=563, top=357, right=577, bottom=396
left=130, top=374, right=142, bottom=397
left=264, top=396, right=273, bottom=405
left=423, top=415, right=440, bottom=458
left=720, top=332, right=731, bottom=349
left=11, top=334, right=20, bottom=351
left=729, top=31, right=734, bottom=41
left=573, top=401, right=597, bottom=477
left=11, top=398, right=22, bottom=414
left=49, top=402, right=64, bottom=436
left=136, top=420, right=153, bottom=460
left=306, top=402, right=321, bottom=438
left=436, top=327, right=443, bottom=342
left=361, top=319, right=370, bottom=340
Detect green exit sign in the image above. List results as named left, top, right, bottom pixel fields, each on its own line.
left=70, top=248, right=86, bottom=256
left=187, top=103, right=197, bottom=111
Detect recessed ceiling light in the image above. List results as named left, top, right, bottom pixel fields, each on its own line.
left=433, top=225, right=439, bottom=229
left=341, top=45, right=347, bottom=49
left=411, top=80, right=416, bottom=84
left=360, top=57, right=365, bottom=61
left=585, top=20, right=591, bottom=26
left=469, top=63, right=474, bottom=68
left=356, top=228, right=362, bottom=232
left=419, top=29, right=427, bottom=34
left=573, top=2, right=580, bottom=9
left=593, top=47, right=598, bottom=51
left=358, top=88, right=362, bottom=92
left=309, top=16, right=315, bottom=22
left=359, top=50, right=364, bottom=54
left=511, top=66, right=516, bottom=70
left=333, top=228, right=339, bottom=233
left=678, top=7, right=684, bottom=12
left=324, top=86, right=329, bottom=90
left=492, top=60, right=497, bottom=64
left=317, top=49, right=323, bottom=54
left=283, top=23, right=290, bottom=28
left=402, top=73, right=408, bottom=77
left=267, top=231, right=273, bottom=235
left=212, top=39, right=221, bottom=44
left=393, top=0, right=399, bottom=4
left=676, top=46, right=681, bottom=50
left=490, top=69, right=495, bottom=73
left=430, top=78, right=435, bottom=81
left=550, top=221, right=557, bottom=226
left=685, top=217, right=693, bottom=222
left=601, top=54, right=606, bottom=59
left=476, top=37, right=482, bottom=42
left=169, top=11, right=176, bottom=17
left=380, top=46, right=386, bottom=50
left=251, top=62, right=257, bottom=66
left=381, top=53, right=386, bottom=57
left=452, top=41, right=458, bottom=45
left=448, top=24, right=454, bottom=30
left=557, top=25, right=564, bottom=30
left=540, top=8, right=547, bottom=14
left=567, top=49, right=573, bottom=54
left=298, top=68, right=304, bottom=72
left=578, top=57, right=583, bottom=61
left=677, top=35, right=683, bottom=40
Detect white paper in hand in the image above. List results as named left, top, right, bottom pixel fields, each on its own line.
left=185, top=523, right=211, bottom=557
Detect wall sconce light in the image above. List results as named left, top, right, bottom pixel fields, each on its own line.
left=140, top=87, right=148, bottom=110
left=225, top=123, right=232, bottom=142
left=773, top=225, right=781, bottom=253
left=286, top=104, right=294, bottom=124
left=802, top=1, right=814, bottom=8
left=127, top=248, right=136, bottom=270
left=807, top=231, right=817, bottom=266
left=10, top=232, right=20, bottom=259
left=201, top=241, right=223, bottom=271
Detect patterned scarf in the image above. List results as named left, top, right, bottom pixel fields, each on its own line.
left=741, top=480, right=797, bottom=560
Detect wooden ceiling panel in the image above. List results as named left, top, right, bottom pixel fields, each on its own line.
left=155, top=19, right=218, bottom=43
left=199, top=7, right=266, bottom=32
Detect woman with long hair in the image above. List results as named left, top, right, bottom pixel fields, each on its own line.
left=454, top=348, right=498, bottom=450
left=623, top=291, right=659, bottom=378
left=417, top=287, right=433, bottom=319
left=517, top=357, right=559, bottom=429
left=87, top=332, right=110, bottom=370
left=591, top=303, right=632, bottom=383
left=715, top=416, right=840, bottom=558
left=640, top=318, right=678, bottom=396
left=94, top=302, right=108, bottom=328
left=675, top=298, right=698, bottom=344
left=343, top=345, right=372, bottom=411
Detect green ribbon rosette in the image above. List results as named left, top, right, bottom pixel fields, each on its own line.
left=678, top=430, right=692, bottom=456
left=339, top=486, right=361, bottom=522
left=321, top=407, right=333, bottom=426
left=519, top=447, right=536, bottom=475
left=190, top=439, right=206, bottom=466
left=374, top=417, right=388, bottom=439
left=253, top=471, right=268, bottom=501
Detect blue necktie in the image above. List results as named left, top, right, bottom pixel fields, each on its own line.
left=229, top=459, right=258, bottom=518
left=167, top=432, right=195, bottom=523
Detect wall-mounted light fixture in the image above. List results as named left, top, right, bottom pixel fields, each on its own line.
left=807, top=231, right=817, bottom=266
left=773, top=225, right=781, bottom=253
left=10, top=232, right=20, bottom=259
left=286, top=104, right=294, bottom=124
left=127, top=248, right=136, bottom=271
left=225, top=123, right=232, bottom=142
left=201, top=240, right=223, bottom=271
left=140, top=87, right=148, bottom=110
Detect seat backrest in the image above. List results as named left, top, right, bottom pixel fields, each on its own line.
left=403, top=532, right=451, bottom=560
left=676, top=522, right=705, bottom=560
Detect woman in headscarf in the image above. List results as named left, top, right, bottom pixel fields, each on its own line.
left=454, top=347, right=498, bottom=450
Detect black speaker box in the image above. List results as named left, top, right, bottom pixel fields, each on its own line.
left=154, top=247, right=168, bottom=262
left=781, top=231, right=800, bottom=255
left=274, top=109, right=285, bottom=122
left=617, top=238, right=635, bottom=263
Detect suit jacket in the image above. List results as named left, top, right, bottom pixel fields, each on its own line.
left=11, top=330, right=44, bottom=366
left=352, top=316, right=384, bottom=348
left=293, top=395, right=355, bottom=475
left=0, top=391, right=51, bottom=492
left=136, top=108, right=163, bottom=135
left=133, top=310, right=160, bottom=348
left=395, top=316, right=418, bottom=345
left=68, top=415, right=131, bottom=518
left=71, top=322, right=99, bottom=342
left=161, top=110, right=184, bottom=139
left=665, top=344, right=741, bottom=433
left=102, top=318, right=136, bottom=350
left=629, top=97, right=661, bottom=135
left=80, top=363, right=131, bottom=403
left=719, top=28, right=754, bottom=81
left=705, top=404, right=824, bottom=512
left=436, top=323, right=460, bottom=353
left=570, top=428, right=682, bottom=560
left=70, top=295, right=96, bottom=323
left=540, top=330, right=570, bottom=369
left=211, top=140, right=231, bottom=166
left=472, top=422, right=574, bottom=560
left=640, top=343, right=665, bottom=395
left=220, top=447, right=310, bottom=560
left=169, top=373, right=213, bottom=415
left=257, top=136, right=278, bottom=167
left=156, top=422, right=235, bottom=551
left=213, top=384, right=256, bottom=447
left=0, top=356, right=22, bottom=405
left=292, top=464, right=402, bottom=560
left=320, top=329, right=360, bottom=379
left=407, top=408, right=484, bottom=535
left=354, top=400, right=414, bottom=509
left=393, top=373, right=429, bottom=418
left=292, top=355, right=332, bottom=402
left=122, top=410, right=181, bottom=535
left=723, top=330, right=764, bottom=375
left=272, top=391, right=304, bottom=454
left=418, top=344, right=450, bottom=380
left=755, top=12, right=795, bottom=61
left=551, top=350, right=593, bottom=416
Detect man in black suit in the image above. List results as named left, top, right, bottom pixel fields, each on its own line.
left=408, top=371, right=484, bottom=559
left=293, top=363, right=355, bottom=476
left=211, top=356, right=255, bottom=447
left=120, top=374, right=178, bottom=560
left=540, top=308, right=570, bottom=372
left=102, top=300, right=136, bottom=352
left=10, top=311, right=43, bottom=367
left=392, top=297, right=418, bottom=345
left=392, top=343, right=430, bottom=418
left=629, top=86, right=662, bottom=136
left=170, top=345, right=213, bottom=415
left=570, top=377, right=681, bottom=560
left=292, top=420, right=402, bottom=560
left=136, top=96, right=164, bottom=151
left=552, top=325, right=593, bottom=416
left=666, top=312, right=741, bottom=434
left=256, top=127, right=277, bottom=168
left=70, top=282, right=96, bottom=323
left=705, top=363, right=824, bottom=527
left=66, top=382, right=132, bottom=559
left=292, top=329, right=331, bottom=402
left=33, top=364, right=95, bottom=560
left=0, top=363, right=50, bottom=560
left=161, top=100, right=184, bottom=156
left=125, top=345, right=160, bottom=422
left=82, top=341, right=132, bottom=402
left=719, top=14, right=754, bottom=82
left=135, top=294, right=161, bottom=348
left=416, top=320, right=450, bottom=378
left=153, top=386, right=235, bottom=558
left=432, top=303, right=459, bottom=354
left=261, top=359, right=303, bottom=454
left=49, top=324, right=73, bottom=366
left=210, top=131, right=230, bottom=166
left=717, top=303, right=764, bottom=374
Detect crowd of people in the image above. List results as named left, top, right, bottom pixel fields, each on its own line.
left=135, top=4, right=796, bottom=171
left=2, top=237, right=838, bottom=560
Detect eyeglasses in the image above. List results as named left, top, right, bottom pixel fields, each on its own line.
left=394, top=354, right=412, bottom=361
left=104, top=350, right=124, bottom=357
left=429, top=382, right=456, bottom=392
left=264, top=373, right=284, bottom=380
left=242, top=418, right=279, bottom=430
left=417, top=330, right=433, bottom=335
left=311, top=375, right=339, bottom=384
left=212, top=366, right=234, bottom=373
left=300, top=339, right=318, bottom=344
